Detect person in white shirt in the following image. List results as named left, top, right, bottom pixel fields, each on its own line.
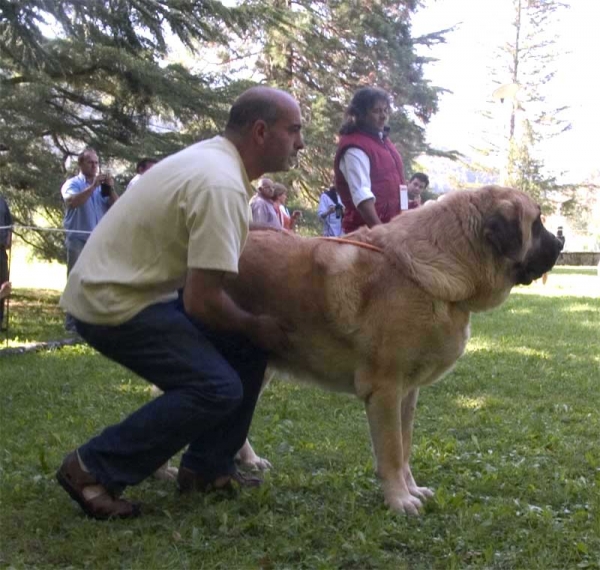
left=317, top=186, right=344, bottom=237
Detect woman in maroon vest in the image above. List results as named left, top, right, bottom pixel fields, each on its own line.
left=334, top=87, right=407, bottom=234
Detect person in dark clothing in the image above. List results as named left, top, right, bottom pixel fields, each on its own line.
left=0, top=195, right=13, bottom=328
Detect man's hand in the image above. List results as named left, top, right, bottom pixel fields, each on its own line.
left=184, top=269, right=292, bottom=350
left=252, top=314, right=292, bottom=352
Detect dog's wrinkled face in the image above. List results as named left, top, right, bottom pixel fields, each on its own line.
left=483, top=190, right=563, bottom=285
left=514, top=214, right=563, bottom=284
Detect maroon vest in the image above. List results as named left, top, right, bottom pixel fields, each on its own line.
left=334, top=131, right=406, bottom=233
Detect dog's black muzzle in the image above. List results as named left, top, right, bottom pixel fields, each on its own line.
left=515, top=230, right=564, bottom=285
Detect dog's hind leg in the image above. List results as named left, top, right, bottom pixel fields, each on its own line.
left=235, top=439, right=272, bottom=471
left=400, top=388, right=433, bottom=500
left=234, top=367, right=276, bottom=471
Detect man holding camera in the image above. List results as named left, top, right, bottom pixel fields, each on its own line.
left=61, top=148, right=118, bottom=332
left=317, top=186, right=344, bottom=236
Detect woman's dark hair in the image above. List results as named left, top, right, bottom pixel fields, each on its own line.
left=339, top=87, right=391, bottom=135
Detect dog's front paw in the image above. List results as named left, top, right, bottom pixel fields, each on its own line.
left=403, top=465, right=434, bottom=501
left=385, top=491, right=423, bottom=515
left=407, top=483, right=434, bottom=500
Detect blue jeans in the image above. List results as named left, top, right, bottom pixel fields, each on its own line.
left=74, top=299, right=267, bottom=495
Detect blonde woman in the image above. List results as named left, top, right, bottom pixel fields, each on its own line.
left=273, top=183, right=301, bottom=231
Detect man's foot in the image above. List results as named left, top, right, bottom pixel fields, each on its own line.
left=177, top=466, right=262, bottom=494
left=56, top=451, right=141, bottom=520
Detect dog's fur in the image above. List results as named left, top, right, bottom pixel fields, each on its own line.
left=226, top=186, right=563, bottom=513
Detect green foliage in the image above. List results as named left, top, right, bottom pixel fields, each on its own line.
left=247, top=0, right=452, bottom=199
left=1, top=1, right=452, bottom=260
left=1, top=269, right=599, bottom=568
left=0, top=1, right=257, bottom=260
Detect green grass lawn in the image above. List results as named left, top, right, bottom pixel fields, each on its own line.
left=1, top=267, right=599, bottom=569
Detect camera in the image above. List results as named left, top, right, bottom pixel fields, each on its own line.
left=334, top=203, right=343, bottom=219
left=100, top=172, right=113, bottom=197
left=100, top=181, right=112, bottom=197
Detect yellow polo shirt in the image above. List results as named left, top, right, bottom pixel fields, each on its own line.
left=60, top=136, right=254, bottom=325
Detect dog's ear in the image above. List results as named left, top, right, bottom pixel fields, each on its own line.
left=484, top=201, right=524, bottom=261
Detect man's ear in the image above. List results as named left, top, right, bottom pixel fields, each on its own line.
left=251, top=120, right=268, bottom=146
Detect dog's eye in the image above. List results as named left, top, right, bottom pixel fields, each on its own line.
left=532, top=217, right=542, bottom=235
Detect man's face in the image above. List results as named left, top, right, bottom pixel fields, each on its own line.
left=80, top=152, right=99, bottom=179
left=407, top=177, right=427, bottom=199
left=262, top=100, right=304, bottom=173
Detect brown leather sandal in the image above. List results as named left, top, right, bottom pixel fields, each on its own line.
left=56, top=451, right=141, bottom=520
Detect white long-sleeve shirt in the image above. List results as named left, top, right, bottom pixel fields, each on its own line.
left=338, top=148, right=375, bottom=208
left=317, top=192, right=343, bottom=237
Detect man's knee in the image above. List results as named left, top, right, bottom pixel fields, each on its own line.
left=186, top=372, right=244, bottom=415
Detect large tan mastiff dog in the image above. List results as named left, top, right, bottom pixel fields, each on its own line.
left=228, top=186, right=563, bottom=514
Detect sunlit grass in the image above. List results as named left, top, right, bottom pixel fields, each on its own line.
left=1, top=265, right=598, bottom=569
left=515, top=266, right=599, bottom=298
left=454, top=395, right=488, bottom=410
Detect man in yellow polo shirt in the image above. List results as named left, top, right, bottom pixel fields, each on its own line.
left=56, top=86, right=304, bottom=520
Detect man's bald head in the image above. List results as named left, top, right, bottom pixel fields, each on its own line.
left=224, top=86, right=304, bottom=180
left=225, top=87, right=298, bottom=135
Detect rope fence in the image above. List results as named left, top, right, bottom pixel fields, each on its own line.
left=1, top=223, right=92, bottom=235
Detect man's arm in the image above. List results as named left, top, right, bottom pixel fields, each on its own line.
left=63, top=174, right=103, bottom=209
left=317, top=194, right=335, bottom=219
left=107, top=187, right=119, bottom=206
left=183, top=268, right=290, bottom=352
